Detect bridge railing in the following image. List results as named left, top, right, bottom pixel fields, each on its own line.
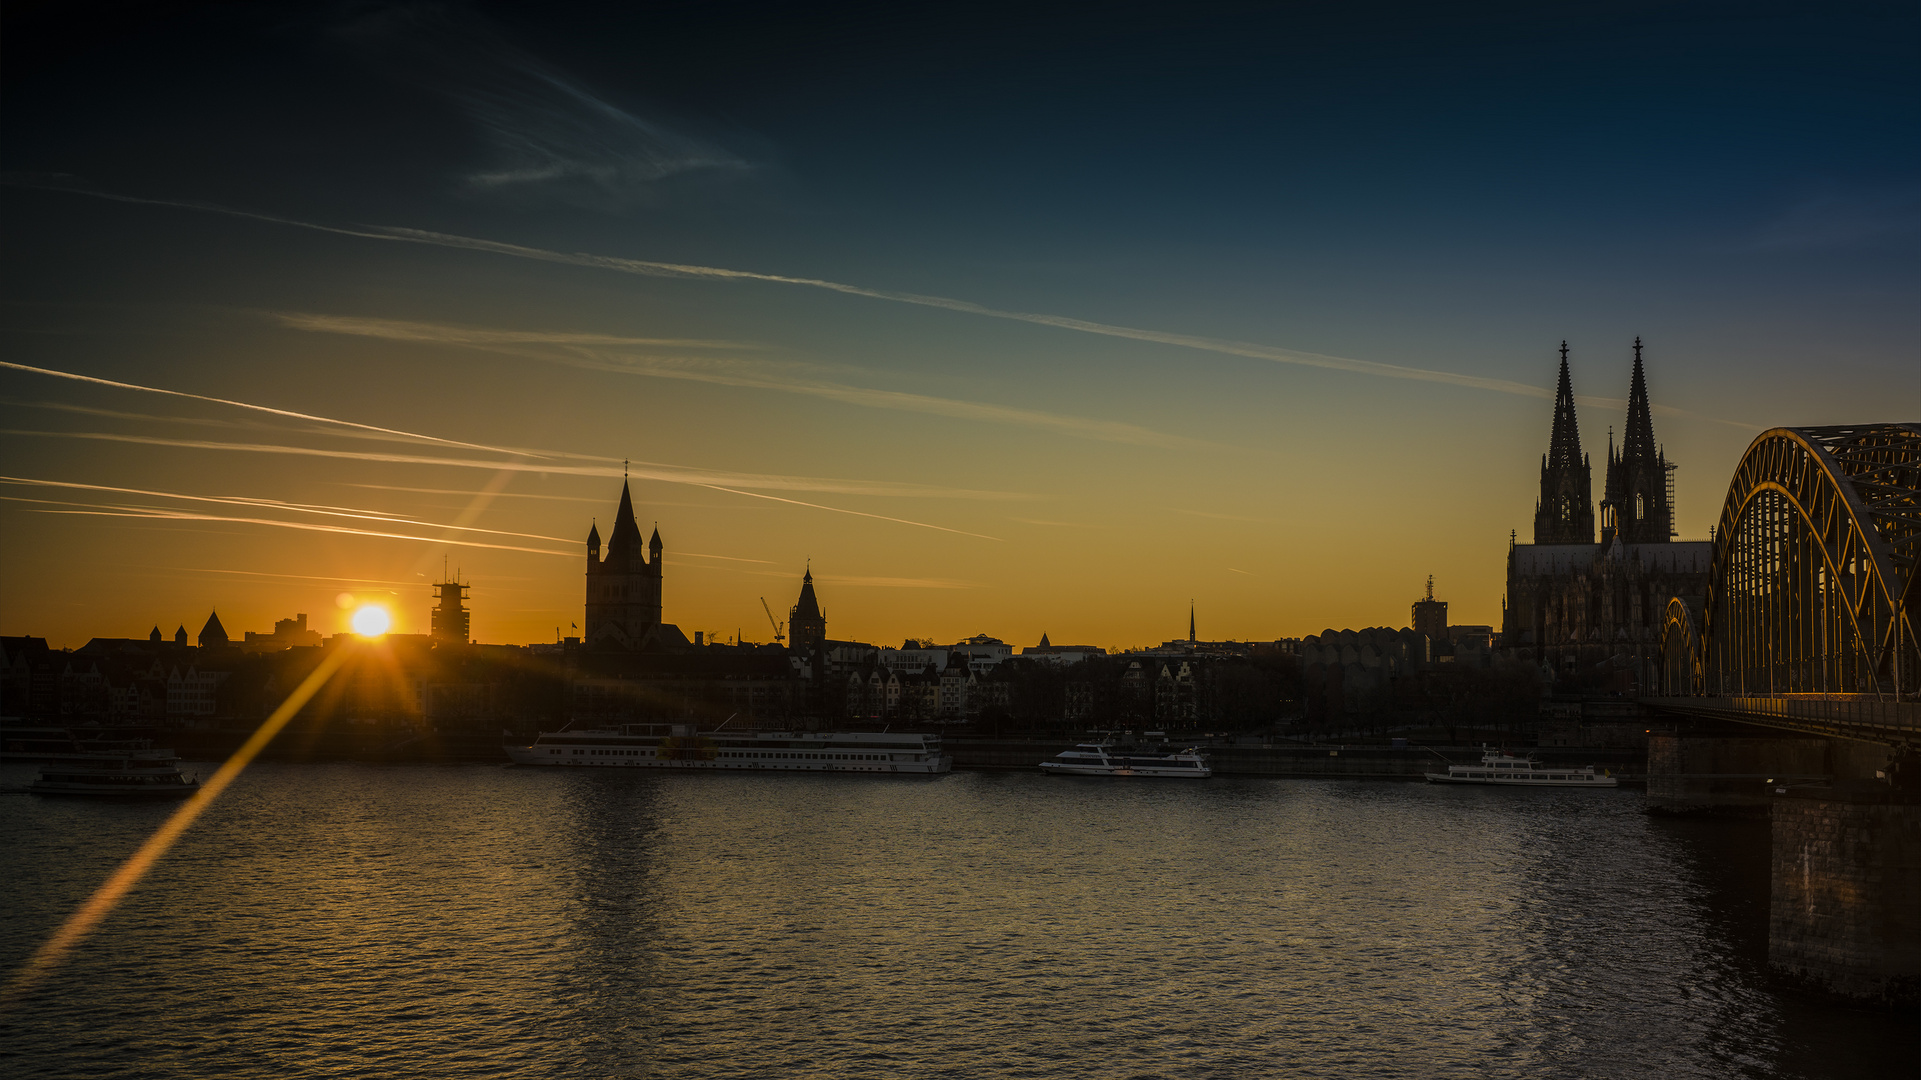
left=1644, top=694, right=1921, bottom=743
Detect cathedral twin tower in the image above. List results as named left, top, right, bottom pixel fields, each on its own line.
left=1535, top=338, right=1674, bottom=547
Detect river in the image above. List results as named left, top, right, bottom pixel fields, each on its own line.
left=0, top=763, right=1911, bottom=1077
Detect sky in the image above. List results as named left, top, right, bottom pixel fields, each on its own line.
left=2, top=0, right=1916, bottom=650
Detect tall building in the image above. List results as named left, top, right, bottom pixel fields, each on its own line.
left=431, top=571, right=470, bottom=645
left=1411, top=576, right=1448, bottom=643
left=789, top=566, right=826, bottom=653
left=584, top=479, right=667, bottom=651
left=1534, top=342, right=1595, bottom=544
left=1502, top=341, right=1711, bottom=690
left=1601, top=338, right=1674, bottom=544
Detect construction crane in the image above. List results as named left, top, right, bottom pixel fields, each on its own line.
left=759, top=597, right=785, bottom=645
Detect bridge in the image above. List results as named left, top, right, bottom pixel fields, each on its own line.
left=1639, top=422, right=1918, bottom=1003
left=1651, top=423, right=1920, bottom=744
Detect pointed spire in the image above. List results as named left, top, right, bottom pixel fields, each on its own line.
left=586, top=520, right=600, bottom=549
left=1533, top=341, right=1595, bottom=544
left=1547, top=341, right=1583, bottom=471
left=614, top=481, right=637, bottom=529
left=649, top=523, right=662, bottom=552
left=604, top=480, right=643, bottom=561
left=198, top=610, right=228, bottom=648
left=1622, top=336, right=1656, bottom=462
left=792, top=565, right=823, bottom=622
left=1039, top=632, right=1051, bottom=648
left=1189, top=601, right=1196, bottom=643
left=149, top=625, right=162, bottom=643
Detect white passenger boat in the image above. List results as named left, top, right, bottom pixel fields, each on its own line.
left=1424, top=747, right=1617, bottom=787
left=505, top=724, right=951, bottom=774
left=1039, top=738, right=1212, bottom=778
left=29, top=746, right=201, bottom=798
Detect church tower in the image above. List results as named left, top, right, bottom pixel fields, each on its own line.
left=583, top=479, right=664, bottom=650
left=1533, top=343, right=1595, bottom=544
left=788, top=566, right=826, bottom=653
left=1601, top=338, right=1674, bottom=544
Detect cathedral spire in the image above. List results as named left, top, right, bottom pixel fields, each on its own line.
left=1622, top=336, right=1656, bottom=463
left=1532, top=341, right=1595, bottom=544
left=1547, top=341, right=1583, bottom=471
left=1602, top=337, right=1673, bottom=544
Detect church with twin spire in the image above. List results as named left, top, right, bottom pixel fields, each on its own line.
left=1503, top=340, right=1712, bottom=690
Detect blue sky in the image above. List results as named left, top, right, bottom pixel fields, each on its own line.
left=2, top=1, right=1915, bottom=647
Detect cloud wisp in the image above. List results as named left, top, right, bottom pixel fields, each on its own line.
left=278, top=312, right=1208, bottom=450
left=335, top=5, right=752, bottom=206
left=0, top=431, right=1010, bottom=540
left=9, top=182, right=1760, bottom=430
left=1750, top=182, right=1921, bottom=251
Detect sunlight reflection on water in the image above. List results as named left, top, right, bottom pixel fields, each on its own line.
left=0, top=764, right=1908, bottom=1078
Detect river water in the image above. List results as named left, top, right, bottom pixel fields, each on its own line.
left=0, top=763, right=1911, bottom=1078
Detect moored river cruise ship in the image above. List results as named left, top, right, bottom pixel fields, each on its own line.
left=506, top=724, right=952, bottom=774
left=1039, top=738, right=1212, bottom=778
left=1424, top=747, right=1617, bottom=787
left=29, top=745, right=201, bottom=798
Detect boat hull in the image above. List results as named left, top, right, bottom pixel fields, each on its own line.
left=505, top=746, right=951, bottom=775
left=1039, top=762, right=1211, bottom=778
left=28, top=781, right=201, bottom=798
left=1423, top=772, right=1617, bottom=787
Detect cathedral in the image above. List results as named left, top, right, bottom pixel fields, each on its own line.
left=583, top=480, right=687, bottom=651
left=1502, top=340, right=1713, bottom=691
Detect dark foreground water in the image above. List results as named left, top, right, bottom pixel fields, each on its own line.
left=0, top=763, right=1913, bottom=1078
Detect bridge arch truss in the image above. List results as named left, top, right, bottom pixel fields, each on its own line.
left=1664, top=424, right=1919, bottom=702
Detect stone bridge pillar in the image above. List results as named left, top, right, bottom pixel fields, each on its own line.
left=1769, top=782, right=1920, bottom=1004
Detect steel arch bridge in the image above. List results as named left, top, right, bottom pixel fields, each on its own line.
left=1655, top=423, right=1920, bottom=743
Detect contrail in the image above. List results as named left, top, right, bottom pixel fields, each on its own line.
left=0, top=433, right=1009, bottom=537
left=0, top=360, right=538, bottom=456
left=694, top=483, right=1003, bottom=542
left=0, top=475, right=576, bottom=544
left=5, top=181, right=1761, bottom=426
left=0, top=429, right=1018, bottom=500
left=280, top=313, right=1208, bottom=449
left=2, top=496, right=577, bottom=557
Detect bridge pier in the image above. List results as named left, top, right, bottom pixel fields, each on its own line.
left=1650, top=729, right=1920, bottom=1002
left=1769, top=782, right=1921, bottom=1005
left=1646, top=730, right=1829, bottom=815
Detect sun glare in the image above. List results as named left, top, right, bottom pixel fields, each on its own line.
left=351, top=605, right=391, bottom=637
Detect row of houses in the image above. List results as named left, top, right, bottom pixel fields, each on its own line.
left=2, top=637, right=227, bottom=721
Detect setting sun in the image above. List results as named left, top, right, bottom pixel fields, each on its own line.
left=350, top=604, right=391, bottom=637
